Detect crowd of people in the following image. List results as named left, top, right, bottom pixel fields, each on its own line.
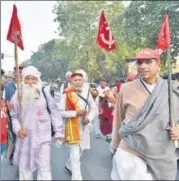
left=1, top=48, right=179, bottom=180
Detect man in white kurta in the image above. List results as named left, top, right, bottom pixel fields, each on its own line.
left=10, top=66, right=64, bottom=180
left=58, top=72, right=97, bottom=180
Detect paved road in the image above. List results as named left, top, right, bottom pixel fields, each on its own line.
left=1, top=131, right=179, bottom=180
left=1, top=131, right=112, bottom=180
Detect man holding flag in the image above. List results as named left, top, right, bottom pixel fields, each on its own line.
left=111, top=47, right=179, bottom=180
left=10, top=66, right=64, bottom=180
left=5, top=3, right=24, bottom=172
left=6, top=3, right=24, bottom=129
left=111, top=14, right=179, bottom=180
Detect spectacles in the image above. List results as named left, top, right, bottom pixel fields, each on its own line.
left=14, top=67, right=24, bottom=70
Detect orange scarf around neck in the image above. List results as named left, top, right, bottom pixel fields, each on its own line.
left=65, top=88, right=80, bottom=144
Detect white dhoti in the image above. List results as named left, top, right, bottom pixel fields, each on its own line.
left=111, top=147, right=153, bottom=180
left=66, top=125, right=92, bottom=180
left=66, top=144, right=83, bottom=180
left=19, top=143, right=52, bottom=180
left=19, top=169, right=52, bottom=180
left=94, top=116, right=101, bottom=135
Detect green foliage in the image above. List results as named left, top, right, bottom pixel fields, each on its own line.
left=53, top=1, right=136, bottom=82
left=26, top=1, right=132, bottom=83
left=25, top=1, right=178, bottom=83
left=124, top=1, right=179, bottom=63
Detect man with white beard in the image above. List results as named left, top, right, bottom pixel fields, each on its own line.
left=10, top=66, right=64, bottom=180
left=58, top=72, right=97, bottom=180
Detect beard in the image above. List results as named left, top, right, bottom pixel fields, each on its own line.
left=22, top=83, right=41, bottom=104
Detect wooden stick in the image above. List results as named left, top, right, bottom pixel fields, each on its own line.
left=14, top=32, right=23, bottom=129
left=167, top=48, right=178, bottom=148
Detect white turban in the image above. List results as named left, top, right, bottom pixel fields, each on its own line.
left=76, top=69, right=88, bottom=82
left=65, top=71, right=72, bottom=79
left=22, top=66, right=41, bottom=82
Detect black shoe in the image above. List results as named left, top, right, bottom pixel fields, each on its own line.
left=65, top=166, right=72, bottom=176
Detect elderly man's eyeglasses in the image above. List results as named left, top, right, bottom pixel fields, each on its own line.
left=14, top=67, right=24, bottom=70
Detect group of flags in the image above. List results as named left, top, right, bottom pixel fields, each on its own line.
left=97, top=10, right=171, bottom=53
left=5, top=3, right=176, bottom=139
left=7, top=4, right=171, bottom=55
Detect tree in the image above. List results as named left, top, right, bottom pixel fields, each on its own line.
left=124, top=1, right=179, bottom=64
left=53, top=1, right=130, bottom=82
left=26, top=2, right=143, bottom=83
left=24, top=39, right=65, bottom=81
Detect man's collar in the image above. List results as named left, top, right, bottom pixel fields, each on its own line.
left=64, top=87, right=82, bottom=94
left=141, top=77, right=158, bottom=86
left=75, top=89, right=82, bottom=93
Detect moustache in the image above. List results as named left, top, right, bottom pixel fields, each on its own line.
left=23, top=84, right=40, bottom=101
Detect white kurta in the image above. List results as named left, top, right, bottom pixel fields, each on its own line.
left=57, top=88, right=97, bottom=150
left=93, top=96, right=101, bottom=135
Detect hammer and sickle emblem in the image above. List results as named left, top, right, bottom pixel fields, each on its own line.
left=11, top=28, right=21, bottom=43
left=100, top=26, right=114, bottom=49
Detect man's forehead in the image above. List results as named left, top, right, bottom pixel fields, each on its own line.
left=136, top=58, right=157, bottom=63
left=25, top=75, right=37, bottom=78
left=72, top=75, right=84, bottom=79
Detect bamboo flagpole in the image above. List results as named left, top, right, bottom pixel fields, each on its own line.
left=157, top=14, right=178, bottom=148
left=167, top=48, right=178, bottom=148
left=83, top=9, right=117, bottom=110
left=14, top=32, right=23, bottom=129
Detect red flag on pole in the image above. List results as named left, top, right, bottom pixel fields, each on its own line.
left=156, top=15, right=170, bottom=51
left=97, top=10, right=116, bottom=51
left=7, top=4, right=24, bottom=50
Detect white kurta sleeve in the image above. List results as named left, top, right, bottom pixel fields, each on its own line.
left=2, top=89, right=5, bottom=100
left=59, top=83, right=64, bottom=95
left=10, top=94, right=21, bottom=136
left=87, top=93, right=98, bottom=123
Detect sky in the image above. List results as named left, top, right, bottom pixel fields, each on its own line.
left=1, top=1, right=131, bottom=72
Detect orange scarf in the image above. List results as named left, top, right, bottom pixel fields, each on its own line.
left=65, top=88, right=80, bottom=144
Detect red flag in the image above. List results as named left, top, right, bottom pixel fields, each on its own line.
left=97, top=10, right=116, bottom=51
left=7, top=4, right=24, bottom=50
left=156, top=15, right=170, bottom=51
